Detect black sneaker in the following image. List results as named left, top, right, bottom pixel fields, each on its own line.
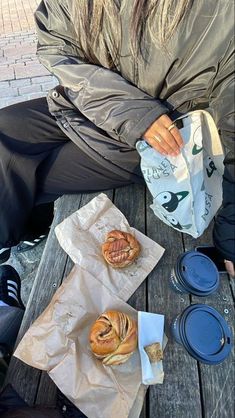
left=0, top=249, right=11, bottom=265
left=0, top=265, right=25, bottom=309
left=16, top=230, right=49, bottom=253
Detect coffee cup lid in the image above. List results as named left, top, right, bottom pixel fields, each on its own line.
left=179, top=251, right=219, bottom=293
left=182, top=305, right=232, bottom=364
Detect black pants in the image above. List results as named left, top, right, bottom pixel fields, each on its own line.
left=0, top=98, right=143, bottom=248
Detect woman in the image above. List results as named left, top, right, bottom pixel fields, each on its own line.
left=0, top=0, right=234, bottom=274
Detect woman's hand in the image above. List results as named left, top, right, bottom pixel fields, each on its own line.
left=143, top=114, right=184, bottom=156
left=224, top=260, right=235, bottom=277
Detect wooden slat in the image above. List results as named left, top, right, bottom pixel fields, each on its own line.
left=114, top=184, right=146, bottom=309
left=183, top=224, right=235, bottom=418
left=114, top=184, right=147, bottom=418
left=6, top=195, right=83, bottom=405
left=146, top=191, right=202, bottom=418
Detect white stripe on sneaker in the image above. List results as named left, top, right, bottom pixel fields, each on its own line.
left=7, top=285, right=18, bottom=295
left=8, top=292, right=19, bottom=302
left=22, top=235, right=47, bottom=247
left=7, top=280, right=18, bottom=289
left=22, top=241, right=35, bottom=246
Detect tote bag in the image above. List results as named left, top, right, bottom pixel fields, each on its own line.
left=136, top=110, right=224, bottom=238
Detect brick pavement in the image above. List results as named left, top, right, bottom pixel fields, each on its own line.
left=0, top=0, right=39, bottom=34
left=0, top=30, right=58, bottom=109
left=0, top=0, right=57, bottom=303
left=0, top=0, right=57, bottom=109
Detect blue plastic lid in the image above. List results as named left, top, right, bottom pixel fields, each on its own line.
left=179, top=251, right=219, bottom=293
left=183, top=305, right=232, bottom=364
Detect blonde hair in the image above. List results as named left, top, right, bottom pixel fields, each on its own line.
left=72, top=0, right=193, bottom=68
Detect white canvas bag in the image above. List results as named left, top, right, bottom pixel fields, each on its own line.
left=136, top=110, right=224, bottom=238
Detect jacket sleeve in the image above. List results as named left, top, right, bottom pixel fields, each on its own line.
left=209, top=43, right=235, bottom=262
left=34, top=0, right=169, bottom=148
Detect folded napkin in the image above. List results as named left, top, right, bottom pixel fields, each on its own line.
left=138, top=311, right=165, bottom=385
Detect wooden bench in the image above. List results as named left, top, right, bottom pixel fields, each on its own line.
left=5, top=185, right=235, bottom=418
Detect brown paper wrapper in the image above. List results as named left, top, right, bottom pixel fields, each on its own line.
left=55, top=193, right=164, bottom=301
left=14, top=194, right=165, bottom=418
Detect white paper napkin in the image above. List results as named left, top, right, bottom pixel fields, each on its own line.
left=138, top=311, right=165, bottom=385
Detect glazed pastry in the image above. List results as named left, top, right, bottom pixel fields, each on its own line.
left=101, top=230, right=140, bottom=268
left=89, top=310, right=138, bottom=365
left=144, top=342, right=163, bottom=363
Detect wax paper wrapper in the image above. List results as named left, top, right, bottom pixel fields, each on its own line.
left=14, top=193, right=165, bottom=418
left=55, top=193, right=164, bottom=301
left=138, top=312, right=167, bottom=385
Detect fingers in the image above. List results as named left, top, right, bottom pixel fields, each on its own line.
left=143, top=114, right=184, bottom=156
left=224, top=260, right=235, bottom=277
left=145, top=135, right=169, bottom=155
left=169, top=125, right=184, bottom=148
left=154, top=127, right=182, bottom=155
left=159, top=114, right=184, bottom=148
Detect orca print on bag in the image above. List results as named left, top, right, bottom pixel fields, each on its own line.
left=192, top=125, right=203, bottom=155
left=163, top=214, right=192, bottom=231
left=155, top=191, right=189, bottom=212
left=205, top=156, right=217, bottom=178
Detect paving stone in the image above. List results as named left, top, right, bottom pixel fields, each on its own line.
left=0, top=87, right=18, bottom=98
left=10, top=78, right=31, bottom=87
left=24, top=60, right=42, bottom=67
left=15, top=58, right=34, bottom=64
left=41, top=81, right=57, bottom=91
left=0, top=66, right=14, bottom=81
left=0, top=57, right=8, bottom=64
left=21, top=54, right=36, bottom=60
left=3, top=60, right=19, bottom=66
left=0, top=80, right=10, bottom=88
left=31, top=75, right=55, bottom=84
left=14, top=63, right=50, bottom=79
left=3, top=45, right=17, bottom=51
left=5, top=96, right=28, bottom=106
left=0, top=98, right=8, bottom=109
left=1, top=0, right=40, bottom=36
left=19, top=83, right=42, bottom=95
left=27, top=91, right=46, bottom=99
left=4, top=45, right=36, bottom=58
